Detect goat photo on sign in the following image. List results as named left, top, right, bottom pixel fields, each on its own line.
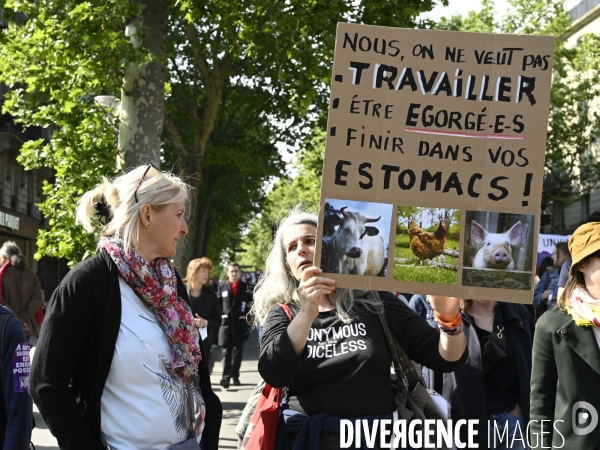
left=321, top=199, right=392, bottom=277
left=394, top=207, right=460, bottom=285
left=462, top=211, right=535, bottom=290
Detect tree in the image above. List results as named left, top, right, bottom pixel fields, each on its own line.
left=118, top=0, right=169, bottom=168
left=436, top=0, right=600, bottom=232
left=162, top=84, right=285, bottom=268
left=0, top=0, right=140, bottom=264
left=0, top=0, right=443, bottom=267
left=236, top=129, right=325, bottom=270
left=163, top=0, right=444, bottom=266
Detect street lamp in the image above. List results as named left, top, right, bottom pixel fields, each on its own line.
left=94, top=95, right=121, bottom=111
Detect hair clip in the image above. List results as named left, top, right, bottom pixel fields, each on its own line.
left=93, top=200, right=113, bottom=226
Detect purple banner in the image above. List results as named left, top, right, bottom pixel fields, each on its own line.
left=12, top=342, right=32, bottom=393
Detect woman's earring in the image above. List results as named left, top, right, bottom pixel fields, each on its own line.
left=147, top=223, right=150, bottom=227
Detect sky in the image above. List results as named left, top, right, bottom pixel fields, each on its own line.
left=424, top=0, right=580, bottom=22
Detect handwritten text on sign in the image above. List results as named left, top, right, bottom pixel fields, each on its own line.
left=323, top=26, right=553, bottom=209
left=317, top=23, right=554, bottom=301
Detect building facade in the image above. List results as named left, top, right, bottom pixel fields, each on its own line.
left=546, top=0, right=600, bottom=233
left=0, top=83, right=69, bottom=298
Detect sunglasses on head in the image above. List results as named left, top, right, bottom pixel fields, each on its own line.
left=133, top=163, right=156, bottom=203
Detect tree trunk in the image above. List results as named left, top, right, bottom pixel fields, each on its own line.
left=166, top=32, right=228, bottom=268
left=193, top=188, right=215, bottom=260
left=201, top=216, right=212, bottom=258
left=118, top=0, right=168, bottom=169
left=174, top=77, right=225, bottom=267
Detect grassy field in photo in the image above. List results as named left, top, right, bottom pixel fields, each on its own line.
left=393, top=232, right=460, bottom=284
left=462, top=268, right=532, bottom=290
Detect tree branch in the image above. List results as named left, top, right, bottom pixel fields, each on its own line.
left=187, top=23, right=211, bottom=80
left=164, top=116, right=189, bottom=173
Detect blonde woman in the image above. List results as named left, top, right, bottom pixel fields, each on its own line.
left=30, top=165, right=222, bottom=450
left=252, top=209, right=467, bottom=449
left=184, top=257, right=221, bottom=373
left=530, top=222, right=600, bottom=448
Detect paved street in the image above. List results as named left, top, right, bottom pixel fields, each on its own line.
left=32, top=402, right=58, bottom=450
left=31, top=330, right=262, bottom=449
left=211, top=330, right=261, bottom=450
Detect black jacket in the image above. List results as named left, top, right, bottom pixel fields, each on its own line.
left=217, top=280, right=252, bottom=347
left=0, top=305, right=32, bottom=448
left=29, top=250, right=222, bottom=450
left=430, top=303, right=534, bottom=449
left=185, top=284, right=221, bottom=346
left=530, top=308, right=600, bottom=449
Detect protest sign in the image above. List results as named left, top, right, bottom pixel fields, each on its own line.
left=316, top=23, right=554, bottom=303
left=536, top=233, right=570, bottom=273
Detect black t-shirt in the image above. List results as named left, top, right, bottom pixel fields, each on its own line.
left=258, top=292, right=467, bottom=418
left=472, top=310, right=519, bottom=416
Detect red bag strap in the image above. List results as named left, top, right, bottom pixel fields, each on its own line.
left=278, top=303, right=292, bottom=320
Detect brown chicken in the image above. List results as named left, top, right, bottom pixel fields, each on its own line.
left=408, top=218, right=447, bottom=260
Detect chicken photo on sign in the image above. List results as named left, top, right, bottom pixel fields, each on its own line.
left=321, top=199, right=393, bottom=277
left=462, top=211, right=535, bottom=290
left=394, top=207, right=460, bottom=285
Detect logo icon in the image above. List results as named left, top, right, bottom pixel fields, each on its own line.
left=572, top=401, right=598, bottom=436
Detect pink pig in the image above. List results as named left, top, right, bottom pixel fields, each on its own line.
left=471, top=220, right=523, bottom=270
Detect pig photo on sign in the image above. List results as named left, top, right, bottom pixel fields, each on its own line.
left=471, top=220, right=523, bottom=270
left=320, top=199, right=393, bottom=277
left=462, top=211, right=535, bottom=291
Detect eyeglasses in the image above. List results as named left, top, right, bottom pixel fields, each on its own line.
left=133, top=163, right=156, bottom=203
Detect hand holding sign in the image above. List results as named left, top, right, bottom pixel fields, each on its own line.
left=297, top=266, right=336, bottom=319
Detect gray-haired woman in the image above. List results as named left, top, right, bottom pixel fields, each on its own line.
left=252, top=209, right=468, bottom=449
left=30, top=165, right=222, bottom=450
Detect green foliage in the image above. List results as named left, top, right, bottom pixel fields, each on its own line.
left=436, top=0, right=600, bottom=219
left=237, top=129, right=325, bottom=270
left=166, top=0, right=445, bottom=266
left=462, top=268, right=531, bottom=290
left=175, top=87, right=285, bottom=269
left=0, top=0, right=142, bottom=264
left=436, top=0, right=496, bottom=33
left=394, top=233, right=459, bottom=284
left=1, top=0, right=444, bottom=267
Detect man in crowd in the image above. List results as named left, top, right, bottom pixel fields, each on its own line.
left=0, top=241, right=43, bottom=342
left=218, top=262, right=252, bottom=388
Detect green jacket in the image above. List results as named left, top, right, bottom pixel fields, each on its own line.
left=530, top=308, right=600, bottom=449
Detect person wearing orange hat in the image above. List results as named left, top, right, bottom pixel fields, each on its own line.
left=530, top=222, right=600, bottom=448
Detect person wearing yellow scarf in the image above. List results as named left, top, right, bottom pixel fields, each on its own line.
left=530, top=222, right=600, bottom=449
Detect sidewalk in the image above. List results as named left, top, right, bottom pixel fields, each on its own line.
left=29, top=330, right=261, bottom=449
left=30, top=343, right=59, bottom=450
left=32, top=402, right=59, bottom=449
left=212, top=330, right=261, bottom=449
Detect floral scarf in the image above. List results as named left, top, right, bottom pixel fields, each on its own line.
left=568, top=287, right=600, bottom=327
left=99, top=237, right=201, bottom=381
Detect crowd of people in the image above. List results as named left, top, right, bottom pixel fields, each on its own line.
left=0, top=164, right=599, bottom=449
